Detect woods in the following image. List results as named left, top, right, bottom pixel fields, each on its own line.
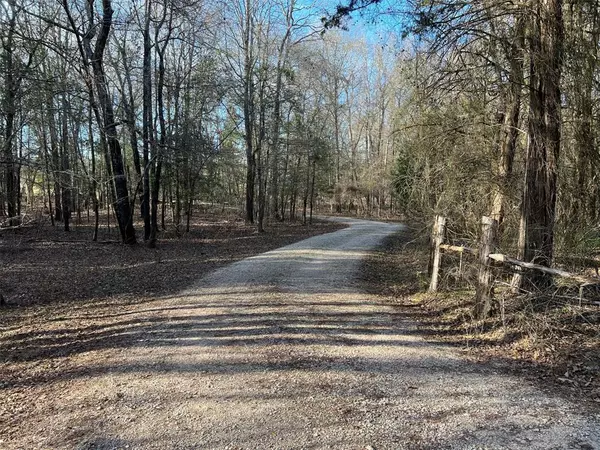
left=0, top=0, right=401, bottom=250
left=1, top=0, right=600, bottom=306
left=318, top=0, right=600, bottom=329
left=2, top=2, right=600, bottom=446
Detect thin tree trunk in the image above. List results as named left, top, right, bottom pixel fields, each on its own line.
left=47, top=96, right=62, bottom=223
left=41, top=115, right=55, bottom=227
left=60, top=93, right=71, bottom=232
left=149, top=7, right=172, bottom=248
left=490, top=20, right=524, bottom=228
left=333, top=78, right=342, bottom=213
left=142, top=0, right=152, bottom=240
left=243, top=0, right=256, bottom=224
left=269, top=2, right=294, bottom=221
left=309, top=157, right=316, bottom=225
left=89, top=0, right=136, bottom=244
left=3, top=0, right=17, bottom=222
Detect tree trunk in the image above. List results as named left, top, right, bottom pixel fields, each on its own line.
left=46, top=96, right=63, bottom=223
left=257, top=147, right=266, bottom=232
left=302, top=152, right=310, bottom=225
left=516, top=0, right=563, bottom=288
left=60, top=93, right=71, bottom=232
left=256, top=63, right=268, bottom=233
left=269, top=3, right=293, bottom=221
left=309, top=157, right=316, bottom=225
left=90, top=0, right=136, bottom=244
left=142, top=1, right=152, bottom=241
left=333, top=78, right=342, bottom=213
left=89, top=108, right=99, bottom=241
left=571, top=2, right=599, bottom=221
left=243, top=0, right=256, bottom=224
left=490, top=19, right=524, bottom=229
left=149, top=7, right=172, bottom=248
left=2, top=0, right=18, bottom=223
left=474, top=217, right=499, bottom=319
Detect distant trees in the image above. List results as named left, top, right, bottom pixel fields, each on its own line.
left=4, top=0, right=589, bottom=284
left=1, top=0, right=406, bottom=244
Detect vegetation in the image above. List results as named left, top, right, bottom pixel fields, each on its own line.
left=1, top=1, right=599, bottom=314
left=0, top=0, right=400, bottom=244
left=1, top=1, right=599, bottom=438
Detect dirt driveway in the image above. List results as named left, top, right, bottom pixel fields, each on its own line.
left=1, top=218, right=599, bottom=449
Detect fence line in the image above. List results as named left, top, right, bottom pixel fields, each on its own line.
left=428, top=215, right=600, bottom=317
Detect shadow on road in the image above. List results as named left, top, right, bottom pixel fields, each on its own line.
left=1, top=291, right=472, bottom=387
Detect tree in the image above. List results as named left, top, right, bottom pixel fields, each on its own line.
left=61, top=0, right=136, bottom=243
left=516, top=0, right=564, bottom=285
left=1, top=0, right=40, bottom=223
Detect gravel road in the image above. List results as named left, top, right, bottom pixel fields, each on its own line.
left=6, top=218, right=600, bottom=449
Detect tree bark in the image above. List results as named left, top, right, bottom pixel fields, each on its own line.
left=516, top=0, right=563, bottom=288
left=60, top=93, right=71, bottom=232
left=474, top=217, right=499, bottom=319
left=3, top=0, right=18, bottom=222
left=490, top=19, right=524, bottom=228
left=89, top=0, right=136, bottom=244
left=269, top=1, right=294, bottom=221
left=149, top=6, right=172, bottom=248
left=142, top=0, right=152, bottom=241
left=89, top=108, right=99, bottom=241
left=243, top=0, right=256, bottom=224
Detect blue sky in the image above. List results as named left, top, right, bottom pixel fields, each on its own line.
left=313, top=0, right=411, bottom=50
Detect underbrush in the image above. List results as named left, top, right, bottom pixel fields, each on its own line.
left=361, top=227, right=600, bottom=405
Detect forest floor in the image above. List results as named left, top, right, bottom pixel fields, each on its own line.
left=1, top=216, right=599, bottom=449
left=0, top=209, right=344, bottom=309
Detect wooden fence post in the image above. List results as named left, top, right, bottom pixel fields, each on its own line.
left=429, top=215, right=447, bottom=293
left=474, top=216, right=499, bottom=319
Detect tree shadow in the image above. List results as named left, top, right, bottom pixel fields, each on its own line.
left=2, top=292, right=470, bottom=387
left=0, top=218, right=346, bottom=308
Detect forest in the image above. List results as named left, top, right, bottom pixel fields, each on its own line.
left=1, top=0, right=600, bottom=446
left=0, top=0, right=404, bottom=244
left=3, top=0, right=599, bottom=296
left=1, top=0, right=600, bottom=322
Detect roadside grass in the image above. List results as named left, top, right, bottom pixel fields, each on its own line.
left=361, top=227, right=600, bottom=407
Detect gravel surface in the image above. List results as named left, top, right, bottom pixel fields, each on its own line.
left=2, top=218, right=599, bottom=449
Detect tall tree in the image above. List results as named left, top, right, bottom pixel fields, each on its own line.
left=516, top=0, right=564, bottom=283
left=81, top=0, right=136, bottom=243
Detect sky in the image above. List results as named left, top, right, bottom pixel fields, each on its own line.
left=313, top=0, right=412, bottom=51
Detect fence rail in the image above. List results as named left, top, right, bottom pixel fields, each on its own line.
left=428, top=215, right=600, bottom=317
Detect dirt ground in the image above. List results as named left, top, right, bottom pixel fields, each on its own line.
left=359, top=226, right=600, bottom=410
left=0, top=211, right=344, bottom=396
left=0, top=210, right=344, bottom=308
left=1, top=217, right=599, bottom=449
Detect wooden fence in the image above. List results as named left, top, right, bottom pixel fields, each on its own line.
left=428, top=215, right=600, bottom=317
